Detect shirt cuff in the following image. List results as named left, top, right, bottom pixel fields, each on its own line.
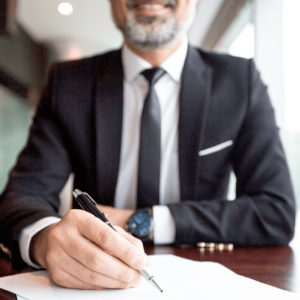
left=19, top=217, right=61, bottom=268
left=153, top=205, right=176, bottom=245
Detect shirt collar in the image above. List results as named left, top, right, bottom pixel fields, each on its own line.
left=122, top=36, right=189, bottom=84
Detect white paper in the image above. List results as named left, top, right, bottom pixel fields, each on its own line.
left=0, top=255, right=298, bottom=300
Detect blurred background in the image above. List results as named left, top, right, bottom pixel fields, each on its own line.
left=0, top=0, right=299, bottom=217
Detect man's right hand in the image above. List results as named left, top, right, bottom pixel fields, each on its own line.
left=29, top=209, right=148, bottom=290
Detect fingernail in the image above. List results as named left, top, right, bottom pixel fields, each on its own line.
left=133, top=255, right=146, bottom=270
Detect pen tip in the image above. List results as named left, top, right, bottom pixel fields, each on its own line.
left=151, top=278, right=163, bottom=294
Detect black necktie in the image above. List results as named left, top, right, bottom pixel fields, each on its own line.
left=137, top=68, right=166, bottom=208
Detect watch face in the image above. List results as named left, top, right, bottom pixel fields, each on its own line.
left=128, top=212, right=151, bottom=238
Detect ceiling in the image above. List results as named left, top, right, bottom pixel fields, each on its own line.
left=16, top=0, right=224, bottom=60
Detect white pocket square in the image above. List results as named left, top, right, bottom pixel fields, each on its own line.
left=199, top=140, right=233, bottom=156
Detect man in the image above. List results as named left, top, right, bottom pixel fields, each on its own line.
left=0, top=0, right=295, bottom=291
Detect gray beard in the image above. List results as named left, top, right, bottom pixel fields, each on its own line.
left=120, top=12, right=180, bottom=50
left=116, top=0, right=196, bottom=50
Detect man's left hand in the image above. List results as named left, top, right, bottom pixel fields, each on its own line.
left=97, top=205, right=134, bottom=230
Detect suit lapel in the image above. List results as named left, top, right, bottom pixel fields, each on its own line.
left=179, top=46, right=212, bottom=200
left=94, top=51, right=123, bottom=205
left=93, top=47, right=211, bottom=204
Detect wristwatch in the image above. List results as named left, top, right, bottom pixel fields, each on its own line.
left=127, top=208, right=154, bottom=243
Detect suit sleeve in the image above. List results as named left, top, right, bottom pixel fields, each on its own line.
left=0, top=63, right=72, bottom=268
left=168, top=59, right=296, bottom=246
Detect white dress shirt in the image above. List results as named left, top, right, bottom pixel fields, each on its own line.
left=19, top=37, right=189, bottom=268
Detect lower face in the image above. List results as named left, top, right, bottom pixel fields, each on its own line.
left=113, top=0, right=196, bottom=50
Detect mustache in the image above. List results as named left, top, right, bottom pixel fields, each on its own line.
left=126, top=0, right=177, bottom=10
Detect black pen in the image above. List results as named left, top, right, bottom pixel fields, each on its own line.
left=72, top=189, right=163, bottom=293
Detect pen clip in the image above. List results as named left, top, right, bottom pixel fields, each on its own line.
left=72, top=191, right=86, bottom=211
left=83, top=192, right=97, bottom=206
left=83, top=192, right=107, bottom=217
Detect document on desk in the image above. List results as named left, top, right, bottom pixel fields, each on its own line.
left=0, top=255, right=299, bottom=300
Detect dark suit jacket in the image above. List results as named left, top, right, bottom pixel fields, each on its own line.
left=0, top=46, right=296, bottom=268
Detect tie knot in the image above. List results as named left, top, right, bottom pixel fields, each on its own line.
left=141, top=68, right=166, bottom=86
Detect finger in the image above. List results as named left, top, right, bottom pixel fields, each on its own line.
left=64, top=234, right=142, bottom=284
left=115, top=228, right=150, bottom=268
left=115, top=226, right=145, bottom=252
left=77, top=213, right=148, bottom=270
left=48, top=266, right=103, bottom=290
left=56, top=251, right=142, bottom=289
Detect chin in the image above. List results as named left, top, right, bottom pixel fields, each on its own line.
left=120, top=12, right=184, bottom=50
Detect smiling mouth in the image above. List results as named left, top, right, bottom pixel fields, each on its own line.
left=134, top=3, right=170, bottom=10
left=127, top=1, right=176, bottom=11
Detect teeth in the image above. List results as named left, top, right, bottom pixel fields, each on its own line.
left=138, top=4, right=165, bottom=9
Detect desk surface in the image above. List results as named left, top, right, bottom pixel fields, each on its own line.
left=1, top=225, right=299, bottom=299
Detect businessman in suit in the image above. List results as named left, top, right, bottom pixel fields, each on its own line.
left=0, top=0, right=296, bottom=291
